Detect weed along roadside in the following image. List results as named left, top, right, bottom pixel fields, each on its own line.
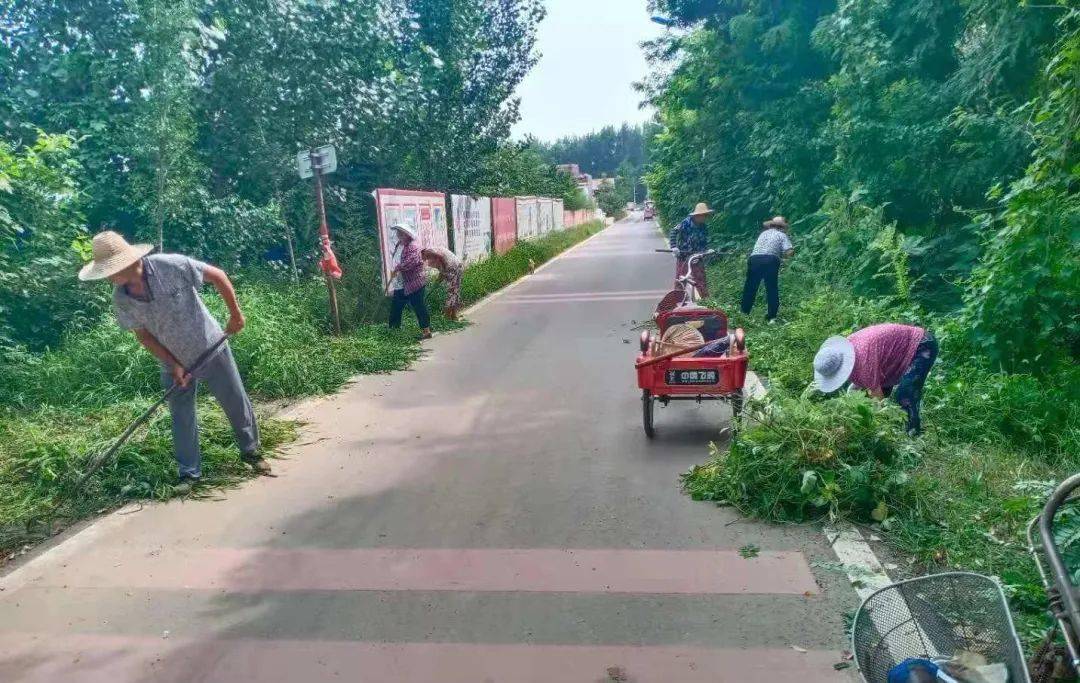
left=0, top=221, right=605, bottom=563
left=679, top=242, right=1080, bottom=645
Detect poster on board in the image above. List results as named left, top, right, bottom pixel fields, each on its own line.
left=450, top=194, right=492, bottom=264
left=374, top=188, right=449, bottom=289
left=515, top=197, right=539, bottom=240
left=537, top=198, right=554, bottom=235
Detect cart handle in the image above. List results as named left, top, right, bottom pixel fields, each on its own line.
left=635, top=342, right=709, bottom=368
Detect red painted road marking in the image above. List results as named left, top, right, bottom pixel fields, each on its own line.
left=27, top=548, right=818, bottom=595
left=0, top=633, right=849, bottom=682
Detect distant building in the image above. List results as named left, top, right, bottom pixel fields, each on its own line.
left=557, top=163, right=596, bottom=199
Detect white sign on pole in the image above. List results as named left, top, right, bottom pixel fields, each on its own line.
left=297, top=144, right=337, bottom=179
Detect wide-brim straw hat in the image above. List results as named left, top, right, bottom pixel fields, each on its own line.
left=813, top=335, right=856, bottom=393
left=763, top=215, right=789, bottom=230
left=391, top=223, right=418, bottom=242
left=689, top=202, right=716, bottom=217
left=77, top=231, right=153, bottom=281
left=657, top=323, right=705, bottom=356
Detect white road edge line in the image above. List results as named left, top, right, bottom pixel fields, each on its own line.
left=823, top=525, right=893, bottom=601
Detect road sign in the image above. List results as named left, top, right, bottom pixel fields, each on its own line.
left=297, top=144, right=337, bottom=179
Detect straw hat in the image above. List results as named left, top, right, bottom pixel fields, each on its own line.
left=813, top=335, right=856, bottom=393
left=763, top=215, right=789, bottom=230
left=657, top=323, right=705, bottom=355
left=77, top=231, right=153, bottom=281
left=689, top=202, right=716, bottom=217
left=391, top=223, right=418, bottom=242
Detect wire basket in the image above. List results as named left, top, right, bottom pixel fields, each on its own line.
left=852, top=572, right=1030, bottom=683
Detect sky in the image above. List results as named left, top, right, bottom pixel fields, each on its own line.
left=512, top=0, right=665, bottom=143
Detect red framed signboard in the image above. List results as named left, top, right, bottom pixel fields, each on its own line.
left=374, top=189, right=450, bottom=289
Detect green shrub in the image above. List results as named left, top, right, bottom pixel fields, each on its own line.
left=683, top=392, right=918, bottom=522
left=0, top=133, right=107, bottom=352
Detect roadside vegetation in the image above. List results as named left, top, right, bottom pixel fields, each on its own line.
left=0, top=0, right=609, bottom=560
left=646, top=0, right=1079, bottom=636
left=0, top=221, right=603, bottom=559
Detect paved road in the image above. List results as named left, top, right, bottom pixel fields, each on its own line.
left=0, top=215, right=858, bottom=682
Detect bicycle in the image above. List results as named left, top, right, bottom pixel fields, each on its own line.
left=851, top=475, right=1080, bottom=682
left=653, top=247, right=720, bottom=314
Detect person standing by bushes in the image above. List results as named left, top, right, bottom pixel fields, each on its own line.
left=384, top=224, right=432, bottom=340
left=422, top=246, right=463, bottom=321
left=741, top=216, right=794, bottom=322
left=812, top=323, right=939, bottom=435
left=668, top=202, right=715, bottom=297
left=77, top=231, right=269, bottom=493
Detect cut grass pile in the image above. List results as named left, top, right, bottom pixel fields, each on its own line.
left=682, top=251, right=1080, bottom=641
left=0, top=221, right=605, bottom=558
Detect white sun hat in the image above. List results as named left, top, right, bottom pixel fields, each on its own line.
left=390, top=223, right=418, bottom=242
left=813, top=335, right=856, bottom=393
left=77, top=231, right=154, bottom=281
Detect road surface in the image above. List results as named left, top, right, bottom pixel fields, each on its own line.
left=0, top=215, right=858, bottom=682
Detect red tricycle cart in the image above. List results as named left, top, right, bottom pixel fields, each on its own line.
left=635, top=308, right=748, bottom=438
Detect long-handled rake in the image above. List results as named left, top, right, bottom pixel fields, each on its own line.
left=51, top=335, right=232, bottom=515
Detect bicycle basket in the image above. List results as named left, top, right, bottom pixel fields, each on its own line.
left=852, top=572, right=1030, bottom=683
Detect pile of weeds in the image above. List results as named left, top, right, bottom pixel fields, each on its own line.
left=683, top=392, right=918, bottom=522
left=686, top=249, right=1080, bottom=640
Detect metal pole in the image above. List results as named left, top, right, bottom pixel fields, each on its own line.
left=312, top=154, right=342, bottom=335
left=285, top=231, right=299, bottom=284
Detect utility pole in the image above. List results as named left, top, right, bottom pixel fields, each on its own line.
left=298, top=145, right=342, bottom=335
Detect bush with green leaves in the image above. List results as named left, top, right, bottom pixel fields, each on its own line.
left=0, top=133, right=105, bottom=352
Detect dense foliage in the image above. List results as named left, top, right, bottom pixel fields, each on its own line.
left=644, top=0, right=1077, bottom=371
left=539, top=124, right=654, bottom=206
left=538, top=123, right=654, bottom=177
left=653, top=0, right=1079, bottom=636
left=0, top=0, right=590, bottom=351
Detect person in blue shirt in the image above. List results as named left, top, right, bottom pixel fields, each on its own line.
left=668, top=202, right=715, bottom=297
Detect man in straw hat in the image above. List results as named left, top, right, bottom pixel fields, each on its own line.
left=741, top=215, right=794, bottom=323
left=78, top=231, right=269, bottom=493
left=668, top=202, right=716, bottom=297
left=812, top=323, right=939, bottom=435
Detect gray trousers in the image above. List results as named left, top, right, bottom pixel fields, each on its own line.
left=160, top=345, right=259, bottom=478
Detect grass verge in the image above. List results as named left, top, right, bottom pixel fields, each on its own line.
left=681, top=251, right=1079, bottom=642
left=0, top=221, right=605, bottom=560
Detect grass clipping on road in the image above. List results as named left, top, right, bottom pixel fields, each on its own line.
left=0, top=221, right=604, bottom=559
left=681, top=249, right=1079, bottom=640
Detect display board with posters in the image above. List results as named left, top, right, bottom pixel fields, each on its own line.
left=515, top=197, right=540, bottom=240
left=374, top=188, right=449, bottom=289
left=491, top=197, right=517, bottom=254
left=450, top=194, right=492, bottom=264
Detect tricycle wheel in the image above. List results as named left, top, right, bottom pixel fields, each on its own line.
left=642, top=389, right=655, bottom=438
